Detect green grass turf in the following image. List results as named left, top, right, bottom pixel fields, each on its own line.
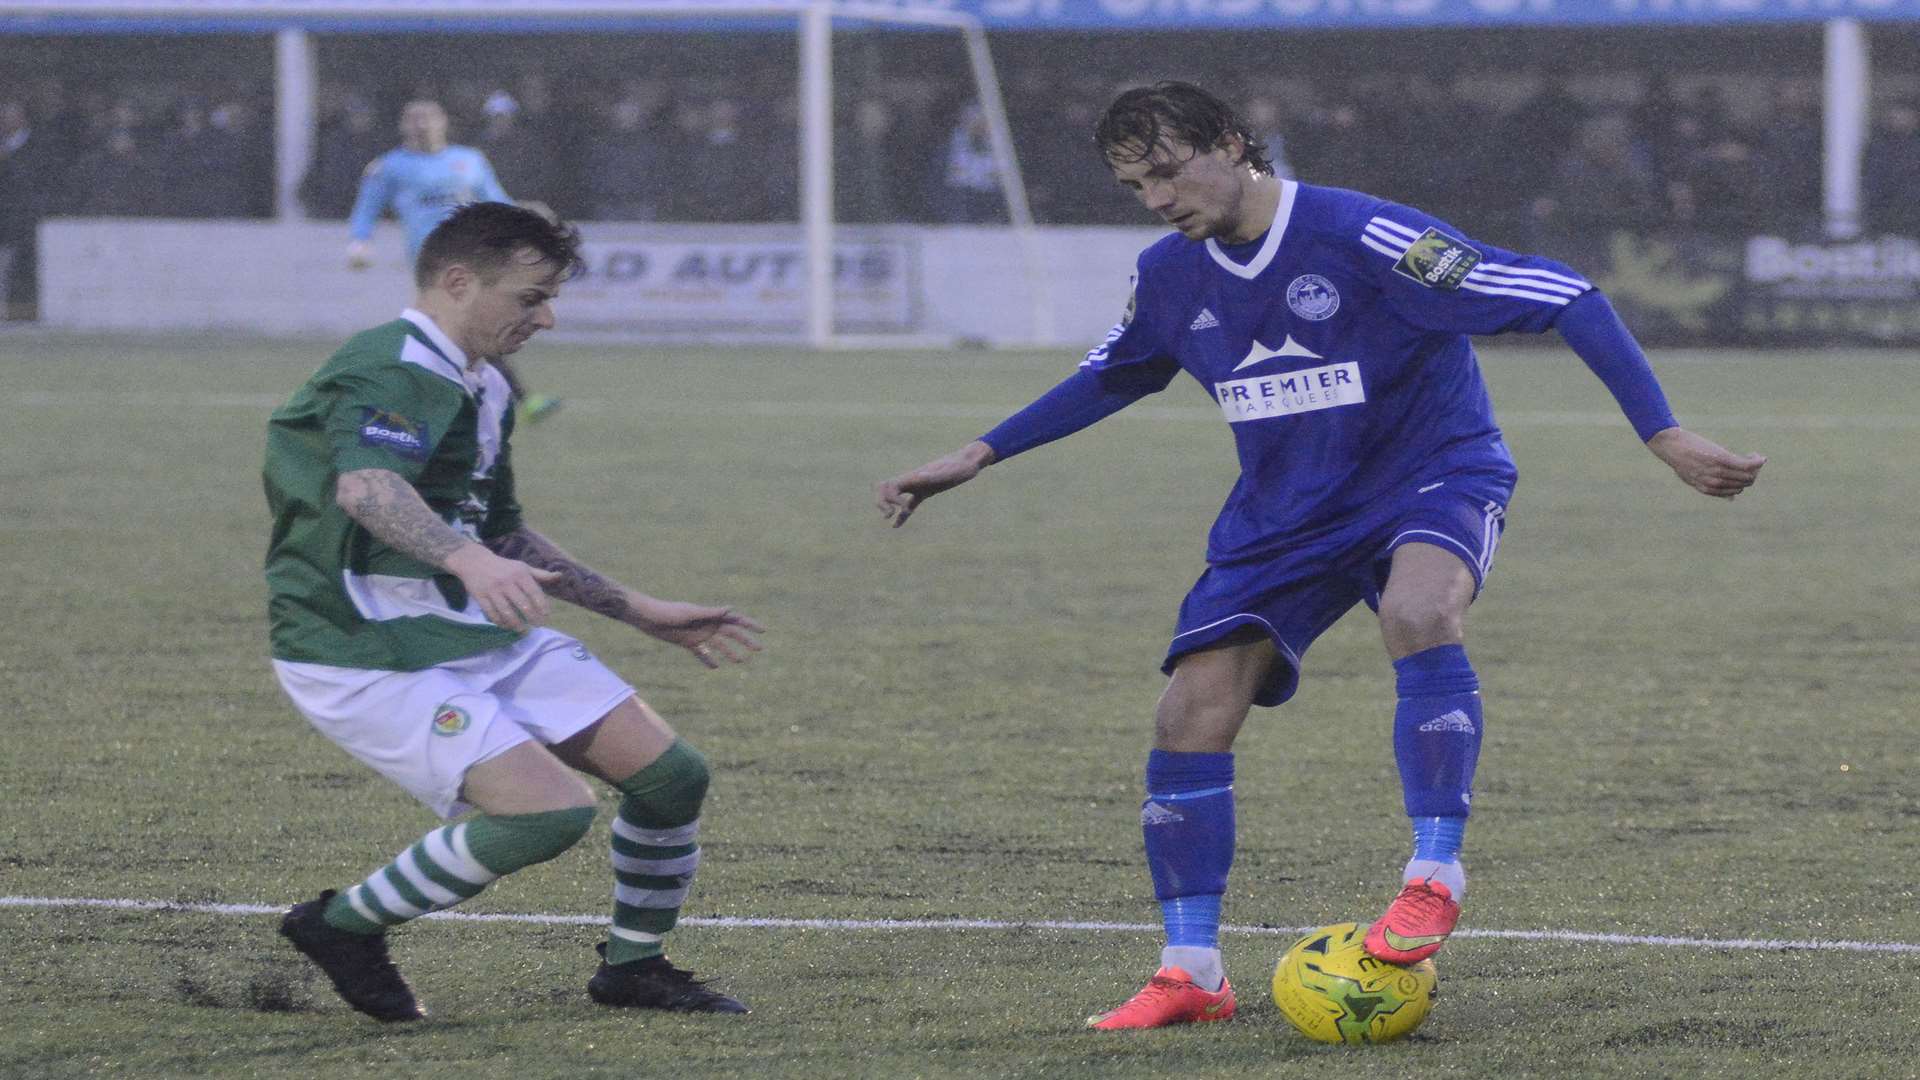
left=2, top=333, right=1917, bottom=1078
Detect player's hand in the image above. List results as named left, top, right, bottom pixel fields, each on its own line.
left=875, top=441, right=997, bottom=528
left=626, top=599, right=765, bottom=668
left=444, top=546, right=561, bottom=632
left=346, top=240, right=375, bottom=271
left=1646, top=427, right=1766, bottom=499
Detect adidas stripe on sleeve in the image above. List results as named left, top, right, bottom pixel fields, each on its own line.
left=1359, top=209, right=1592, bottom=336
left=1082, top=254, right=1180, bottom=375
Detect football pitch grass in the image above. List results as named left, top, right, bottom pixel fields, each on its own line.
left=3, top=333, right=1917, bottom=1078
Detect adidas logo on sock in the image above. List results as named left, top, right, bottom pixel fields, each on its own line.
left=1418, top=709, right=1476, bottom=734
left=1141, top=801, right=1185, bottom=826
left=1189, top=308, right=1220, bottom=331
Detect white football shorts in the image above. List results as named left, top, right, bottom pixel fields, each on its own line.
left=274, top=628, right=636, bottom=819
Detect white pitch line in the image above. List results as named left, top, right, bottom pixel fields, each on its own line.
left=2, top=895, right=1915, bottom=955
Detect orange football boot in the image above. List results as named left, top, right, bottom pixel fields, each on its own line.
left=1364, top=877, right=1461, bottom=963
left=1085, top=966, right=1236, bottom=1030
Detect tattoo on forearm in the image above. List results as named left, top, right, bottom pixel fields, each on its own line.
left=488, top=528, right=632, bottom=620
left=340, top=469, right=469, bottom=566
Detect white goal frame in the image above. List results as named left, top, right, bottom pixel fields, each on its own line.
left=794, top=1, right=1050, bottom=347
left=12, top=0, right=1049, bottom=348
left=278, top=0, right=1067, bottom=343
left=514, top=1, right=1049, bottom=347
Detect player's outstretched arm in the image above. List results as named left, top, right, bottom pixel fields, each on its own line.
left=1553, top=291, right=1765, bottom=499
left=336, top=467, right=559, bottom=631
left=876, top=363, right=1168, bottom=528
left=1645, top=428, right=1767, bottom=499
left=486, top=526, right=764, bottom=668
left=875, top=440, right=998, bottom=529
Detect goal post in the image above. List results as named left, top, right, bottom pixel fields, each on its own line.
left=596, top=0, right=1053, bottom=348
left=811, top=1, right=1051, bottom=346
left=258, top=0, right=1049, bottom=348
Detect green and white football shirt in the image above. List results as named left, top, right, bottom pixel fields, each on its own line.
left=265, top=309, right=524, bottom=670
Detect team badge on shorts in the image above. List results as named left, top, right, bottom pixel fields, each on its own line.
left=431, top=703, right=470, bottom=737
left=1286, top=275, right=1340, bottom=321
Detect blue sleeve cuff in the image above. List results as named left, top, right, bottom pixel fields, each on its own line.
left=979, top=364, right=1163, bottom=461
left=1554, top=291, right=1678, bottom=441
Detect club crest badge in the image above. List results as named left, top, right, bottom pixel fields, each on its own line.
left=1286, top=275, right=1340, bottom=321
left=431, top=704, right=470, bottom=737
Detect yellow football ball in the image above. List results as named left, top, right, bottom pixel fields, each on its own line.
left=1271, top=922, right=1438, bottom=1044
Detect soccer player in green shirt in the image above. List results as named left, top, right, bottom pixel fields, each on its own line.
left=266, top=201, right=763, bottom=1021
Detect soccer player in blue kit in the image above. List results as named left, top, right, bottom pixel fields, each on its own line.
left=875, top=82, right=1766, bottom=1030
left=348, top=100, right=561, bottom=421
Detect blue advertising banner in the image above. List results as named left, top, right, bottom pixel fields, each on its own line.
left=2, top=0, right=1918, bottom=32
left=869, top=0, right=1920, bottom=31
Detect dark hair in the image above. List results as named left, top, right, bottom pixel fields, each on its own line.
left=1095, top=81, right=1273, bottom=177
left=414, top=201, right=585, bottom=288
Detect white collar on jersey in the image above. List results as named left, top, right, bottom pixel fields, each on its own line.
left=400, top=307, right=472, bottom=375
left=1204, top=178, right=1298, bottom=280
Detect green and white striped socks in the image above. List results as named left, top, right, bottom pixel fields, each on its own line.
left=314, top=741, right=711, bottom=961
left=606, top=739, right=710, bottom=964
left=324, top=807, right=596, bottom=934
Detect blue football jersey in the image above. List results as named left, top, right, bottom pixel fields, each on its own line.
left=348, top=145, right=509, bottom=255
left=1085, top=180, right=1592, bottom=566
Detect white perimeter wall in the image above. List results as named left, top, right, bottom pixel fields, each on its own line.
left=38, top=219, right=1161, bottom=348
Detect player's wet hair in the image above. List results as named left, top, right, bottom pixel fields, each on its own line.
left=414, top=201, right=585, bottom=288
left=1095, top=81, right=1273, bottom=176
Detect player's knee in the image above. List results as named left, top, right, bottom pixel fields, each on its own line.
left=1153, top=693, right=1243, bottom=752
left=468, top=805, right=598, bottom=875
left=546, top=804, right=599, bottom=851
left=1155, top=649, right=1263, bottom=751
left=1379, top=595, right=1464, bottom=653
left=615, top=738, right=710, bottom=828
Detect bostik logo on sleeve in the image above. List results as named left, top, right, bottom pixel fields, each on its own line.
left=1393, top=228, right=1482, bottom=291
left=358, top=407, right=431, bottom=461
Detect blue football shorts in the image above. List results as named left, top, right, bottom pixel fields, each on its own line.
left=1163, top=472, right=1512, bottom=707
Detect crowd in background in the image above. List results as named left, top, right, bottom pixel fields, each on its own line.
left=5, top=30, right=1920, bottom=317
left=9, top=68, right=1920, bottom=235
left=302, top=71, right=1918, bottom=240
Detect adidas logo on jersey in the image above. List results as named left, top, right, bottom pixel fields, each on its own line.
left=1141, top=802, right=1185, bottom=826
left=1418, top=709, right=1476, bottom=734
left=1189, top=308, right=1221, bottom=331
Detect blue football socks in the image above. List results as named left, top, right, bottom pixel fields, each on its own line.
left=1392, top=644, right=1481, bottom=899
left=1143, top=749, right=1235, bottom=990
left=1407, top=816, right=1468, bottom=899
left=1412, top=815, right=1467, bottom=864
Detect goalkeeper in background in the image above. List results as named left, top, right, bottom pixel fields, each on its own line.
left=347, top=99, right=562, bottom=422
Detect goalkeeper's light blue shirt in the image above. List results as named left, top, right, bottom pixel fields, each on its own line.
left=1082, top=180, right=1593, bottom=566
left=348, top=145, right=509, bottom=255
